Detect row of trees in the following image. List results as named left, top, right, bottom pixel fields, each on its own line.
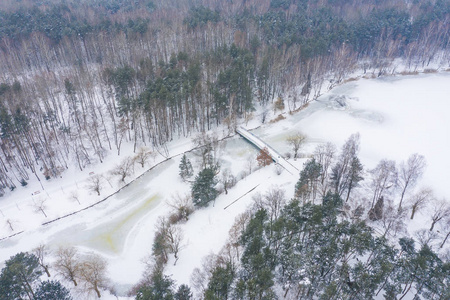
left=0, top=245, right=112, bottom=299
left=294, top=134, right=450, bottom=239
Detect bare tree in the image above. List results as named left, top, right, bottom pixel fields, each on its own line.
left=221, top=168, right=236, bottom=195
left=275, top=163, right=283, bottom=175
left=87, top=174, right=103, bottom=196
left=227, top=212, right=251, bottom=263
left=342, top=197, right=366, bottom=223
left=192, top=132, right=219, bottom=169
left=429, top=199, right=450, bottom=232
left=415, top=229, right=439, bottom=247
left=253, top=186, right=286, bottom=236
left=33, top=197, right=48, bottom=218
left=261, top=109, right=269, bottom=124
left=69, top=190, right=81, bottom=205
left=167, top=193, right=194, bottom=224
left=152, top=216, right=171, bottom=266
left=116, top=118, right=129, bottom=156
left=165, top=225, right=184, bottom=266
left=110, top=157, right=134, bottom=183
left=79, top=253, right=108, bottom=298
left=286, top=132, right=306, bottom=160
left=313, top=142, right=336, bottom=196
left=246, top=154, right=256, bottom=175
left=438, top=216, right=450, bottom=248
left=369, top=159, right=397, bottom=208
left=134, top=147, right=153, bottom=168
left=398, top=154, right=426, bottom=211
left=33, top=244, right=51, bottom=277
left=380, top=199, right=407, bottom=238
left=219, top=241, right=241, bottom=272
left=264, top=187, right=286, bottom=223
left=407, top=188, right=433, bottom=220
left=190, top=254, right=218, bottom=298
left=5, top=219, right=17, bottom=231
left=286, top=132, right=306, bottom=159
left=54, top=247, right=80, bottom=286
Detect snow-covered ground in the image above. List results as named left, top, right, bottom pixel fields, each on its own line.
left=0, top=72, right=449, bottom=299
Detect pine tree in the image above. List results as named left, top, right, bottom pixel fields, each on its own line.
left=295, top=158, right=321, bottom=202
left=191, top=168, right=218, bottom=207
left=344, top=157, right=364, bottom=202
left=179, top=154, right=193, bottom=180
left=204, top=263, right=234, bottom=300
left=34, top=280, right=72, bottom=300
left=0, top=252, right=42, bottom=300
left=136, top=271, right=175, bottom=300
left=175, top=284, right=193, bottom=300
left=330, top=133, right=360, bottom=197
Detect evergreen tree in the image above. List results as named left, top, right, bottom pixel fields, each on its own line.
left=191, top=168, right=218, bottom=207
left=34, top=280, right=72, bottom=300
left=136, top=271, right=175, bottom=300
left=343, top=157, right=364, bottom=202
left=295, top=158, right=321, bottom=202
left=0, top=252, right=42, bottom=300
left=330, top=134, right=360, bottom=197
left=175, top=284, right=193, bottom=300
left=236, top=209, right=276, bottom=299
left=204, top=263, right=234, bottom=300
left=179, top=154, right=193, bottom=180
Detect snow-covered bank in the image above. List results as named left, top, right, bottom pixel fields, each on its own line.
left=1, top=72, right=450, bottom=299
left=296, top=72, right=450, bottom=199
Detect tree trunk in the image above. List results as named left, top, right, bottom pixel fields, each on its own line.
left=44, top=265, right=51, bottom=277
left=22, top=276, right=36, bottom=300
left=40, top=208, right=47, bottom=218
left=94, top=284, right=101, bottom=298
left=410, top=205, right=417, bottom=220
left=399, top=282, right=413, bottom=300
left=440, top=231, right=450, bottom=248
left=430, top=220, right=437, bottom=231
left=399, top=185, right=408, bottom=211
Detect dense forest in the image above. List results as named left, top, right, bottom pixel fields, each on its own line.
left=0, top=0, right=448, bottom=194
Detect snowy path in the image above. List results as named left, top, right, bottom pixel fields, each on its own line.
left=236, top=126, right=299, bottom=175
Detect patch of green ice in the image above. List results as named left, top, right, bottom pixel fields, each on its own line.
left=85, top=194, right=160, bottom=254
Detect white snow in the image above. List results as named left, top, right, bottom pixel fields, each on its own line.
left=0, top=72, right=449, bottom=299
left=236, top=126, right=299, bottom=175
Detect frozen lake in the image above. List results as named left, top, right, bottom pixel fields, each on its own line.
left=258, top=72, right=450, bottom=200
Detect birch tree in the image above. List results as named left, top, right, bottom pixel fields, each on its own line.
left=397, top=154, right=426, bottom=211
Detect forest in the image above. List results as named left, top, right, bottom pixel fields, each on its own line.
left=0, top=0, right=448, bottom=194
left=2, top=133, right=450, bottom=299
left=0, top=0, right=449, bottom=299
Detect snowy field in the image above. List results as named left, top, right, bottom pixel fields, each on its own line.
left=0, top=72, right=449, bottom=299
